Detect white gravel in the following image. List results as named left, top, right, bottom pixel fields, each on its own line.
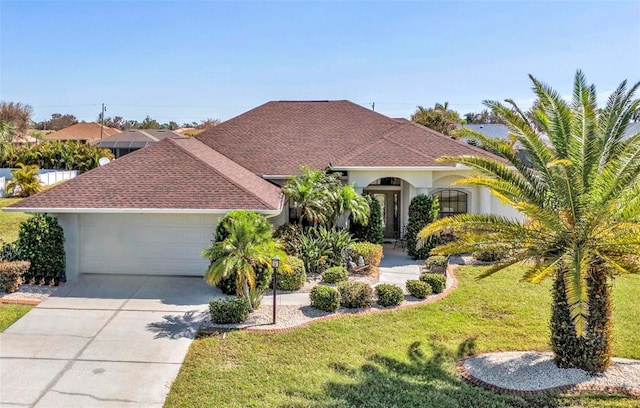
left=0, top=284, right=59, bottom=302
left=464, top=351, right=640, bottom=393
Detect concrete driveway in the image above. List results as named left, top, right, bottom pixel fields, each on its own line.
left=0, top=275, right=215, bottom=407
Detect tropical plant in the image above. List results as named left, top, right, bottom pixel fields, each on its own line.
left=283, top=166, right=338, bottom=226
left=418, top=71, right=640, bottom=373
left=0, top=141, right=113, bottom=172
left=289, top=226, right=353, bottom=274
left=0, top=120, right=16, bottom=143
left=406, top=195, right=439, bottom=259
left=202, top=211, right=288, bottom=309
left=410, top=102, right=461, bottom=135
left=351, top=195, right=383, bottom=244
left=283, top=166, right=369, bottom=229
left=7, top=163, right=42, bottom=197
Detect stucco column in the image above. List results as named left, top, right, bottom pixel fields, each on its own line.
left=479, top=187, right=492, bottom=214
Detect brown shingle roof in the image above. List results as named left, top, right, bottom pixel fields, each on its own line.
left=45, top=122, right=120, bottom=143
left=93, top=129, right=181, bottom=149
left=8, top=137, right=283, bottom=212
left=197, top=100, right=501, bottom=175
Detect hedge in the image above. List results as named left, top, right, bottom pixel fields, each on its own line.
left=209, top=297, right=251, bottom=324
left=0, top=261, right=30, bottom=293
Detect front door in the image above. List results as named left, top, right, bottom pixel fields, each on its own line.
left=367, top=191, right=400, bottom=239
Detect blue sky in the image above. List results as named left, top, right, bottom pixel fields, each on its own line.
left=2, top=1, right=639, bottom=124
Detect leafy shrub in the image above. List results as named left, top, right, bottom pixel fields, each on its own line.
left=290, top=226, right=353, bottom=274
left=425, top=255, right=448, bottom=268
left=419, top=274, right=446, bottom=294
left=351, top=195, right=383, bottom=244
left=0, top=261, right=30, bottom=293
left=375, top=283, right=404, bottom=307
left=310, top=285, right=341, bottom=312
left=273, top=223, right=303, bottom=255
left=15, top=214, right=65, bottom=284
left=347, top=242, right=383, bottom=275
left=406, top=279, right=432, bottom=299
left=322, top=266, right=349, bottom=284
left=0, top=140, right=113, bottom=172
left=406, top=195, right=439, bottom=259
left=337, top=281, right=373, bottom=309
left=0, top=241, right=18, bottom=262
left=6, top=163, right=42, bottom=197
left=274, top=256, right=306, bottom=291
left=472, top=246, right=509, bottom=262
left=209, top=297, right=251, bottom=324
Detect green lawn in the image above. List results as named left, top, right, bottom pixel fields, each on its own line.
left=0, top=198, right=31, bottom=242
left=166, top=266, right=639, bottom=408
left=0, top=304, right=32, bottom=332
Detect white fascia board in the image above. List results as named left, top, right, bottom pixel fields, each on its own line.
left=2, top=207, right=283, bottom=215
left=331, top=166, right=461, bottom=171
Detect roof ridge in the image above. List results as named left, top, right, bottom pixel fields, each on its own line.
left=137, top=130, right=159, bottom=141
left=167, top=138, right=279, bottom=209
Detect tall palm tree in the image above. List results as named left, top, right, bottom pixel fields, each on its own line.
left=203, top=211, right=288, bottom=309
left=418, top=71, right=640, bottom=373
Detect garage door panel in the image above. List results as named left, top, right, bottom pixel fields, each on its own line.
left=79, top=214, right=218, bottom=276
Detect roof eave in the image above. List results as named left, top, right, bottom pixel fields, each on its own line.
left=3, top=207, right=283, bottom=215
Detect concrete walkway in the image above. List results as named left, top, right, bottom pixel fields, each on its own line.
left=0, top=275, right=214, bottom=408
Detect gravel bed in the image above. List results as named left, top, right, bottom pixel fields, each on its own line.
left=464, top=351, right=640, bottom=393
left=0, top=284, right=59, bottom=302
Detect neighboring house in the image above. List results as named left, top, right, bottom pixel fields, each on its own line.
left=6, top=100, right=520, bottom=281
left=459, top=124, right=510, bottom=140
left=93, top=129, right=181, bottom=158
left=174, top=127, right=206, bottom=137
left=45, top=122, right=121, bottom=144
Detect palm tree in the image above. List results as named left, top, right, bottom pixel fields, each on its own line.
left=202, top=211, right=287, bottom=309
left=7, top=163, right=42, bottom=197
left=283, top=166, right=340, bottom=226
left=329, top=183, right=370, bottom=229
left=418, top=71, right=640, bottom=373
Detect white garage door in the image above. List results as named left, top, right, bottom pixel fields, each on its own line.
left=78, top=213, right=219, bottom=276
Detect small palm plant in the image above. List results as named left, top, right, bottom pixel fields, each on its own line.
left=202, top=211, right=288, bottom=309
left=418, top=71, right=640, bottom=373
left=7, top=163, right=42, bottom=197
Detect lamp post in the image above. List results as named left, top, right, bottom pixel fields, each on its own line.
left=271, top=255, right=280, bottom=325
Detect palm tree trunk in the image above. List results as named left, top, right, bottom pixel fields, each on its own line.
left=550, top=267, right=612, bottom=373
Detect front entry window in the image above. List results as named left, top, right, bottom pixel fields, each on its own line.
left=433, top=189, right=468, bottom=218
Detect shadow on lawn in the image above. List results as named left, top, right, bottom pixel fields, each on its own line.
left=283, top=337, right=632, bottom=408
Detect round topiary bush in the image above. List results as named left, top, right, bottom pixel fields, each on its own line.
left=209, top=297, right=251, bottom=324
left=375, top=283, right=404, bottom=307
left=310, top=285, right=341, bottom=312
left=419, top=273, right=446, bottom=294
left=275, top=256, right=306, bottom=291
left=406, top=279, right=432, bottom=299
left=322, top=266, right=349, bottom=284
left=337, top=281, right=373, bottom=309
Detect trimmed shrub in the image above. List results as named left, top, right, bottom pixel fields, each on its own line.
left=406, top=195, right=439, bottom=259
left=375, top=283, right=404, bottom=307
left=322, top=266, right=349, bottom=284
left=274, top=256, right=306, bottom=291
left=419, top=273, right=446, bottom=294
left=209, top=297, right=251, bottom=324
left=0, top=241, right=18, bottom=262
left=347, top=242, right=383, bottom=275
left=425, top=255, right=448, bottom=274
left=310, top=285, right=340, bottom=312
left=351, top=195, right=383, bottom=244
left=0, top=261, right=30, bottom=293
left=337, top=281, right=373, bottom=309
left=15, top=214, right=65, bottom=284
left=406, top=279, right=432, bottom=299
left=472, top=246, right=509, bottom=262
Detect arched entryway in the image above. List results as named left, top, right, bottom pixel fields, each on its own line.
left=363, top=177, right=404, bottom=239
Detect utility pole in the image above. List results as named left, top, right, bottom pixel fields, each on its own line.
left=100, top=103, right=106, bottom=139
left=371, top=102, right=375, bottom=111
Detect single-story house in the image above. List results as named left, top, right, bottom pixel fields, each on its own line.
left=6, top=100, right=520, bottom=281
left=93, top=128, right=181, bottom=158
left=45, top=122, right=121, bottom=144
